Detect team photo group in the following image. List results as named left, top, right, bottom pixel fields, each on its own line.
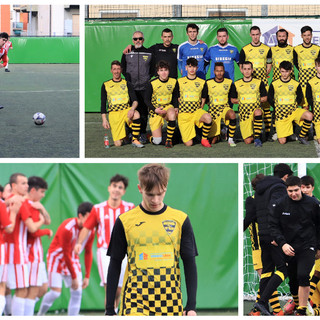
left=98, top=23, right=320, bottom=150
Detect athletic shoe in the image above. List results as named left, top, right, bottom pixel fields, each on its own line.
left=201, top=138, right=212, bottom=148
left=5, top=69, right=10, bottom=72
left=0, top=106, right=4, bottom=109
left=273, top=310, right=285, bottom=316
left=228, top=138, right=236, bottom=147
left=298, top=136, right=310, bottom=145
left=272, top=132, right=278, bottom=141
left=248, top=308, right=260, bottom=316
left=139, top=133, right=147, bottom=144
left=165, top=140, right=173, bottom=148
left=307, top=301, right=314, bottom=316
left=295, top=307, right=307, bottom=316
left=254, top=139, right=262, bottom=147
left=283, top=299, right=295, bottom=315
left=254, top=302, right=272, bottom=316
left=265, top=133, right=274, bottom=142
left=132, top=140, right=145, bottom=148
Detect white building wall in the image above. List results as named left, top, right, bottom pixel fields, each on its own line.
left=51, top=5, right=64, bottom=36
left=37, top=5, right=50, bottom=36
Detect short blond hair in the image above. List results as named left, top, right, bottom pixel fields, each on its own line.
left=138, top=164, right=170, bottom=192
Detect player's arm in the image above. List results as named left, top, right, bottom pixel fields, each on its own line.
left=259, top=81, right=268, bottom=103
left=238, top=48, right=246, bottom=71
left=144, top=81, right=158, bottom=113
left=229, top=83, right=239, bottom=104
left=201, top=82, right=208, bottom=109
left=83, top=230, right=95, bottom=289
left=243, top=196, right=256, bottom=232
left=62, top=228, right=78, bottom=286
left=121, top=54, right=129, bottom=80
left=106, top=218, right=127, bottom=316
left=296, top=84, right=304, bottom=106
left=24, top=215, right=45, bottom=233
left=234, top=48, right=240, bottom=67
left=127, top=81, right=138, bottom=119
left=177, top=44, right=184, bottom=76
left=1, top=202, right=17, bottom=234
left=30, top=201, right=51, bottom=225
left=269, top=200, right=287, bottom=249
left=180, top=217, right=198, bottom=316
left=122, top=44, right=132, bottom=55
left=267, top=83, right=275, bottom=106
left=101, top=83, right=110, bottom=130
left=266, top=48, right=272, bottom=75
left=29, top=228, right=53, bottom=238
left=74, top=227, right=90, bottom=255
left=306, top=82, right=314, bottom=112
left=293, top=49, right=299, bottom=70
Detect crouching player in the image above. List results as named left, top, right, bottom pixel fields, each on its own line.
left=230, top=61, right=267, bottom=147
left=38, top=202, right=94, bottom=316
left=144, top=60, right=178, bottom=148
left=306, top=57, right=320, bottom=144
left=176, top=58, right=212, bottom=147
left=0, top=32, right=8, bottom=70
left=268, top=61, right=313, bottom=145
left=206, top=62, right=237, bottom=147
left=101, top=60, right=144, bottom=148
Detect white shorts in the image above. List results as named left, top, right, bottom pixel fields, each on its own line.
left=0, top=264, right=7, bottom=283
left=97, top=248, right=127, bottom=287
left=6, top=263, right=29, bottom=289
left=48, top=270, right=82, bottom=289
left=28, top=261, right=48, bottom=287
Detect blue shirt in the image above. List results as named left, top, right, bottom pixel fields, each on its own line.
left=205, top=44, right=240, bottom=81
left=177, top=41, right=208, bottom=80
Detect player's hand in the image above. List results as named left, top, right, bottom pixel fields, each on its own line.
left=282, top=243, right=295, bottom=256
left=31, top=201, right=44, bottom=211
left=48, top=229, right=53, bottom=238
left=316, top=249, right=320, bottom=260
left=74, top=243, right=82, bottom=255
left=71, top=278, right=79, bottom=290
left=174, top=108, right=179, bottom=116
left=123, top=44, right=132, bottom=54
left=127, top=108, right=135, bottom=119
left=183, top=310, right=197, bottom=316
left=102, top=119, right=110, bottom=130
left=198, top=39, right=204, bottom=44
left=271, top=240, right=278, bottom=246
left=9, top=199, right=20, bottom=216
left=82, top=277, right=90, bottom=289
left=155, top=107, right=166, bottom=115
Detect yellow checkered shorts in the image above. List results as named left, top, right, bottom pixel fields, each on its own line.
left=208, top=106, right=231, bottom=138
left=109, top=108, right=132, bottom=142
left=240, top=108, right=263, bottom=140
left=149, top=104, right=174, bottom=132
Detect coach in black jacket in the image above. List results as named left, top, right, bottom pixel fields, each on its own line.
left=269, top=176, right=320, bottom=315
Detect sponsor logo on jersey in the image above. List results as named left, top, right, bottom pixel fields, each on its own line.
left=162, top=220, right=176, bottom=234
left=139, top=252, right=148, bottom=260
left=135, top=221, right=146, bottom=227
left=282, top=212, right=291, bottom=215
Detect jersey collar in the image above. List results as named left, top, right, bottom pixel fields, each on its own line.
left=139, top=203, right=167, bottom=215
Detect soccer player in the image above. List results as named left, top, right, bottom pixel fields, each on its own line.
left=176, top=57, right=212, bottom=147
left=205, top=62, right=237, bottom=147
left=268, top=60, right=313, bottom=145
left=270, top=29, right=294, bottom=81
left=38, top=202, right=94, bottom=316
left=240, top=26, right=273, bottom=140
left=0, top=32, right=8, bottom=70
left=101, top=60, right=144, bottom=148
left=294, top=26, right=320, bottom=108
left=24, top=176, right=52, bottom=315
left=105, top=163, right=198, bottom=316
left=3, top=35, right=12, bottom=73
left=144, top=60, right=178, bottom=148
left=177, top=23, right=208, bottom=80
left=4, top=173, right=45, bottom=316
left=306, top=57, right=320, bottom=144
left=121, top=31, right=154, bottom=143
left=230, top=61, right=267, bottom=147
left=74, top=174, right=134, bottom=312
left=205, top=27, right=240, bottom=81
left=269, top=176, right=320, bottom=316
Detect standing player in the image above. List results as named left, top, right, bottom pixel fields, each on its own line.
left=3, top=35, right=12, bottom=72
left=205, top=62, right=237, bottom=147
left=5, top=173, right=45, bottom=316
left=268, top=60, right=313, bottom=145
left=105, top=164, right=198, bottom=316
left=144, top=60, right=178, bottom=148
left=240, top=26, right=273, bottom=140
left=294, top=26, right=320, bottom=108
left=24, top=176, right=52, bottom=315
left=270, top=29, right=294, bottom=81
left=230, top=61, right=267, bottom=147
left=176, top=58, right=212, bottom=147
left=74, top=174, right=134, bottom=312
left=0, top=32, right=8, bottom=70
left=38, top=202, right=94, bottom=316
left=101, top=60, right=144, bottom=148
left=178, top=23, right=208, bottom=80
left=306, top=57, right=320, bottom=144
left=205, top=27, right=240, bottom=81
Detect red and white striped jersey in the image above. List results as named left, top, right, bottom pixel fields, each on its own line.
left=84, top=200, right=134, bottom=249
left=0, top=200, right=11, bottom=265
left=5, top=199, right=32, bottom=264
left=47, top=218, right=94, bottom=279
left=26, top=200, right=50, bottom=263
left=4, top=41, right=12, bottom=53
left=0, top=47, right=8, bottom=67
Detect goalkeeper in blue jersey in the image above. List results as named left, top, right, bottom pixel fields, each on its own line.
left=177, top=23, right=209, bottom=80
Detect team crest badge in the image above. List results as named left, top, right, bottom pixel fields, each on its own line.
left=162, top=220, right=176, bottom=235
left=195, top=82, right=200, bottom=88
left=311, top=50, right=317, bottom=56
left=173, top=48, right=176, bottom=53
left=230, top=50, right=234, bottom=54
left=120, top=84, right=126, bottom=90
left=167, top=85, right=172, bottom=90
left=143, top=55, right=149, bottom=61
left=223, top=84, right=229, bottom=90
left=286, top=49, right=291, bottom=54
left=259, top=49, right=264, bottom=55
left=250, top=84, right=256, bottom=90
left=200, top=48, right=204, bottom=52
left=288, top=85, right=294, bottom=91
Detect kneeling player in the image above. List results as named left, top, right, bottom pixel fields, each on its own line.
left=38, top=202, right=94, bottom=316
left=176, top=58, right=212, bottom=147
left=206, top=62, right=237, bottom=147
left=230, top=61, right=267, bottom=147
left=101, top=60, right=144, bottom=148
left=268, top=61, right=313, bottom=145
left=145, top=60, right=178, bottom=148
left=306, top=57, right=320, bottom=144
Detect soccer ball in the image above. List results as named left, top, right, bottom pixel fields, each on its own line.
left=33, top=112, right=46, bottom=125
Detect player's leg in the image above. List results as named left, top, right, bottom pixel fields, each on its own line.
left=253, top=109, right=263, bottom=147
left=131, top=110, right=144, bottom=147
left=297, top=109, right=313, bottom=145
left=225, top=108, right=237, bottom=146
left=67, top=272, right=83, bottom=315
left=164, top=106, right=177, bottom=148
left=199, top=112, right=212, bottom=147
left=148, top=113, right=164, bottom=146
left=4, top=57, right=9, bottom=72
left=135, top=90, right=148, bottom=144
left=0, top=282, right=6, bottom=315
left=177, top=113, right=195, bottom=147
left=4, top=287, right=11, bottom=315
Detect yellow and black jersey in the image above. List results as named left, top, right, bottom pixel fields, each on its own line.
left=107, top=204, right=198, bottom=316
left=240, top=43, right=272, bottom=87
left=206, top=78, right=233, bottom=120
left=294, top=44, right=320, bottom=88
left=268, top=78, right=303, bottom=121
left=230, top=78, right=267, bottom=122
left=177, top=76, right=206, bottom=113
left=144, top=77, right=178, bottom=118
left=271, top=45, right=294, bottom=81
left=100, top=78, right=136, bottom=113
left=306, top=75, right=320, bottom=122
